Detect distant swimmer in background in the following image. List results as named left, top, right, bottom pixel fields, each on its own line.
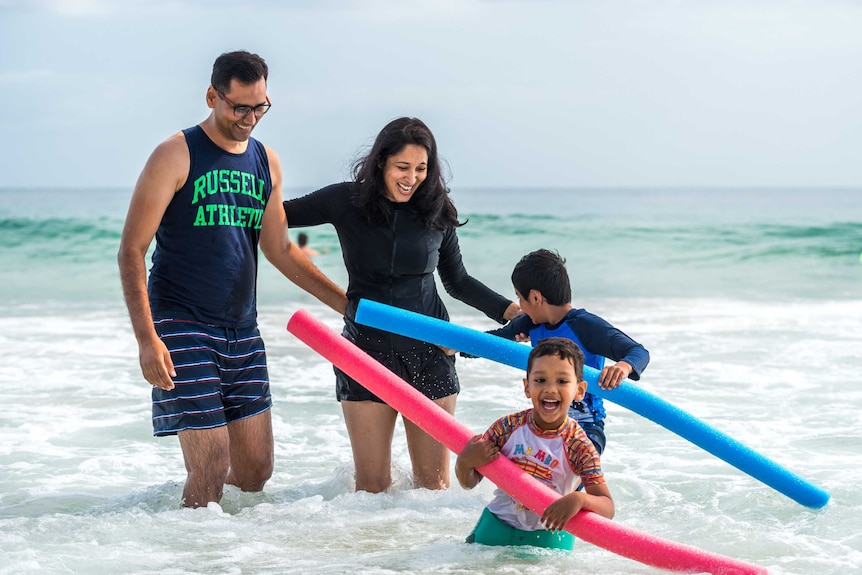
left=456, top=338, right=615, bottom=550
left=117, top=50, right=346, bottom=508
left=283, top=117, right=520, bottom=493
left=488, top=249, right=650, bottom=455
left=297, top=232, right=320, bottom=257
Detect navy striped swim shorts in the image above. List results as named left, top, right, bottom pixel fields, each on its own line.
left=151, top=318, right=272, bottom=437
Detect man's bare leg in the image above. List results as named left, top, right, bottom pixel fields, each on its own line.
left=178, top=426, right=231, bottom=507
left=225, top=409, right=274, bottom=492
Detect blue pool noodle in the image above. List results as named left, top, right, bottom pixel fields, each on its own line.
left=355, top=299, right=830, bottom=509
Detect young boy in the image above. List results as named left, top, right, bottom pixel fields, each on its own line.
left=489, top=249, right=650, bottom=455
left=456, top=338, right=614, bottom=550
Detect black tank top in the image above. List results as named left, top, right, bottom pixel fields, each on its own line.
left=148, top=125, right=271, bottom=328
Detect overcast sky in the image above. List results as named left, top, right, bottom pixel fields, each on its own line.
left=1, top=0, right=860, bottom=189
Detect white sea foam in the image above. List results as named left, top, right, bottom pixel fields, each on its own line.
left=3, top=293, right=858, bottom=574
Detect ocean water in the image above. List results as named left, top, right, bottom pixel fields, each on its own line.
left=0, top=186, right=860, bottom=575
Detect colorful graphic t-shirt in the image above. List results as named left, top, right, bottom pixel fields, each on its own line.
left=484, top=409, right=605, bottom=531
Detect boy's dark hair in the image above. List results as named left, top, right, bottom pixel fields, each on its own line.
left=511, top=249, right=571, bottom=306
left=297, top=232, right=309, bottom=247
left=211, top=51, right=268, bottom=93
left=527, top=337, right=585, bottom=381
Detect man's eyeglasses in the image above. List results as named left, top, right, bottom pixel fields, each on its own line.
left=217, top=90, right=272, bottom=119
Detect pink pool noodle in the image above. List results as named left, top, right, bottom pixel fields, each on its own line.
left=287, top=309, right=767, bottom=575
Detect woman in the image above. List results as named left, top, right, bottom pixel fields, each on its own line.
left=284, top=117, right=520, bottom=492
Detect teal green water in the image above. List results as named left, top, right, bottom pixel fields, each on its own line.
left=1, top=187, right=859, bottom=311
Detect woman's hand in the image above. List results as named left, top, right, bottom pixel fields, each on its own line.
left=503, top=302, right=522, bottom=321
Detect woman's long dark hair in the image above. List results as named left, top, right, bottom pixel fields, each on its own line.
left=351, top=117, right=462, bottom=230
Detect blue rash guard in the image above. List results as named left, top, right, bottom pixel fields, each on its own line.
left=489, top=308, right=650, bottom=422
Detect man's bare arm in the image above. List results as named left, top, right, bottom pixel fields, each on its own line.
left=259, top=146, right=347, bottom=314
left=117, top=133, right=188, bottom=389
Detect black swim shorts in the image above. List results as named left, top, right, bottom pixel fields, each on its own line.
left=335, top=343, right=459, bottom=403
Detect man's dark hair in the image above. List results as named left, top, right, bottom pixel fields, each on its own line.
left=211, top=50, right=268, bottom=93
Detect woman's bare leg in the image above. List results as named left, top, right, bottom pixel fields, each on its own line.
left=341, top=400, right=398, bottom=493
left=404, top=393, right=457, bottom=490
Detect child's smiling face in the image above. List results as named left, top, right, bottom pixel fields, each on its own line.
left=523, top=353, right=586, bottom=430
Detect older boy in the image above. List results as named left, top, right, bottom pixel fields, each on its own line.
left=489, top=249, right=649, bottom=454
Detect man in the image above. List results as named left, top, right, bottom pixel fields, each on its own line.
left=118, top=51, right=346, bottom=508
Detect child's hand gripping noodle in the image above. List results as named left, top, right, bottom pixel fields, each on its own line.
left=455, top=337, right=615, bottom=549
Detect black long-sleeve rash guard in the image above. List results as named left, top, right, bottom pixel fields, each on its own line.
left=284, top=182, right=512, bottom=352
